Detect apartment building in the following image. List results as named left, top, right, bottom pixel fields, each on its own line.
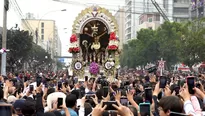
left=21, top=19, right=61, bottom=59
left=138, top=12, right=161, bottom=31
left=115, top=8, right=125, bottom=46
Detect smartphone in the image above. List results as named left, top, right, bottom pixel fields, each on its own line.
left=29, top=85, right=34, bottom=92
left=74, top=78, right=78, bottom=84
left=187, top=77, right=195, bottom=94
left=36, top=77, right=42, bottom=87
left=58, top=82, right=62, bottom=90
left=44, top=82, right=48, bottom=88
left=174, top=86, right=180, bottom=95
left=139, top=103, right=151, bottom=116
left=120, top=97, right=128, bottom=106
left=103, top=86, right=109, bottom=97
left=145, top=88, right=152, bottom=103
left=103, top=101, right=118, bottom=110
left=85, top=76, right=88, bottom=81
left=159, top=76, right=167, bottom=88
left=24, top=76, right=28, bottom=82
left=86, top=94, right=95, bottom=99
left=57, top=98, right=63, bottom=109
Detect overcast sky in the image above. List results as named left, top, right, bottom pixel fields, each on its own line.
left=0, top=0, right=124, bottom=63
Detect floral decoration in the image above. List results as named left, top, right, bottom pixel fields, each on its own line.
left=69, top=34, right=80, bottom=53
left=89, top=62, right=100, bottom=75
left=108, top=32, right=119, bottom=51
left=68, top=47, right=80, bottom=53
left=0, top=48, right=7, bottom=54
left=70, top=34, right=77, bottom=43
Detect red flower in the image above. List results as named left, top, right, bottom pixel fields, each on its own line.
left=68, top=48, right=73, bottom=52
left=109, top=32, right=116, bottom=40
left=68, top=47, right=80, bottom=53
left=108, top=45, right=118, bottom=50
left=70, top=34, right=77, bottom=43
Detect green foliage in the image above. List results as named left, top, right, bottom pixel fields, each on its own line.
left=120, top=18, right=205, bottom=68
left=0, top=29, right=52, bottom=71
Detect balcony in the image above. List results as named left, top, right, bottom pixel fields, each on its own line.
left=173, top=3, right=189, bottom=8
left=125, top=0, right=131, bottom=5
left=125, top=24, right=131, bottom=30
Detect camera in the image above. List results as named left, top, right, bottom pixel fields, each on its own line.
left=97, top=76, right=109, bottom=87
left=147, top=66, right=157, bottom=73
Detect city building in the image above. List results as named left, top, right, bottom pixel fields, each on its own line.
left=114, top=8, right=125, bottom=47
left=25, top=13, right=35, bottom=20
left=0, top=27, right=2, bottom=36
left=124, top=0, right=165, bottom=42
left=138, top=12, right=161, bottom=31
left=21, top=19, right=60, bottom=59
left=172, top=0, right=190, bottom=22
left=190, top=0, right=204, bottom=20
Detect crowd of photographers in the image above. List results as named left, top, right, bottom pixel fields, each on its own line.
left=0, top=70, right=205, bottom=116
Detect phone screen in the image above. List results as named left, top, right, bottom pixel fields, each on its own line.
left=145, top=88, right=152, bottom=103
left=174, top=86, right=180, bottom=95
left=140, top=103, right=151, bottom=116
left=103, top=101, right=118, bottom=110
left=86, top=94, right=95, bottom=99
left=74, top=78, right=78, bottom=84
left=29, top=85, right=34, bottom=92
left=85, top=76, right=88, bottom=81
left=103, top=86, right=109, bottom=97
left=44, top=82, right=48, bottom=88
left=36, top=77, right=42, bottom=87
left=187, top=77, right=195, bottom=94
left=58, top=82, right=62, bottom=90
left=24, top=76, right=28, bottom=82
left=159, top=76, right=167, bottom=88
left=57, top=98, right=63, bottom=109
left=120, top=98, right=128, bottom=106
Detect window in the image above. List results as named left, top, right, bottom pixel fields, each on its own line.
left=41, top=34, right=44, bottom=40
left=148, top=18, right=152, bottom=22
left=173, top=8, right=188, bottom=14
left=140, top=20, right=144, bottom=24
left=148, top=27, right=152, bottom=30
left=156, top=15, right=160, bottom=21
left=41, top=22, right=44, bottom=28
left=41, top=29, right=44, bottom=34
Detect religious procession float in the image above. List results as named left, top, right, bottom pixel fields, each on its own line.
left=68, top=6, right=121, bottom=78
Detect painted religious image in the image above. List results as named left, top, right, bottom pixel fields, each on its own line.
left=80, top=20, right=109, bottom=64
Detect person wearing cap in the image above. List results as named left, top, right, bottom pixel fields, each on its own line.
left=13, top=99, right=25, bottom=116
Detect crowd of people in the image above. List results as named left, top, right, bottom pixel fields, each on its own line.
left=0, top=69, right=205, bottom=116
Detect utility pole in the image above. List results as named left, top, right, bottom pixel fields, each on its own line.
left=1, top=0, right=9, bottom=75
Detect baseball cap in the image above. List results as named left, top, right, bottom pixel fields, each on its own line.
left=13, top=99, right=25, bottom=111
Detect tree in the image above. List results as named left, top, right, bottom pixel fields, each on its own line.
left=178, top=18, right=205, bottom=67
left=120, top=22, right=184, bottom=69
left=155, top=21, right=183, bottom=68
left=0, top=29, right=33, bottom=71
left=120, top=29, right=159, bottom=68
left=27, top=43, right=53, bottom=71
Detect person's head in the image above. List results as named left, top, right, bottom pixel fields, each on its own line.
left=84, top=103, right=92, bottom=116
left=13, top=99, right=25, bottom=115
left=21, top=98, right=36, bottom=116
left=65, top=94, right=77, bottom=109
left=71, top=90, right=80, bottom=99
left=43, top=112, right=56, bottom=116
left=159, top=96, right=183, bottom=116
left=128, top=105, right=138, bottom=116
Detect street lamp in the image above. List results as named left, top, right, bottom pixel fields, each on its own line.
left=36, top=9, right=67, bottom=44
left=37, top=9, right=67, bottom=29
